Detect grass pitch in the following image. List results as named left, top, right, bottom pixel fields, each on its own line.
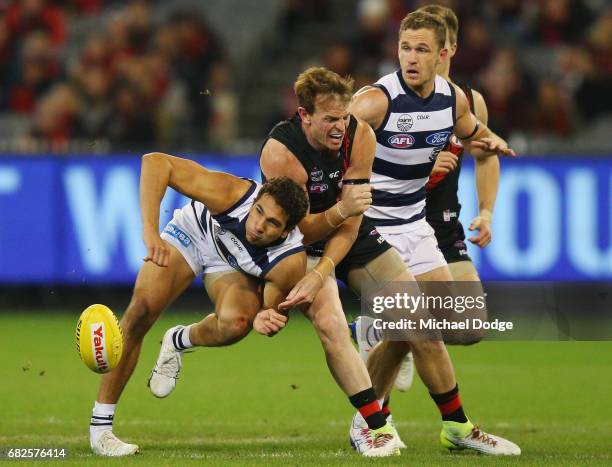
left=0, top=310, right=611, bottom=465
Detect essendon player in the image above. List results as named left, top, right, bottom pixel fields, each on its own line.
left=422, top=4, right=499, bottom=281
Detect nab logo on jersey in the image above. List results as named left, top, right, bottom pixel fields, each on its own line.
left=426, top=131, right=451, bottom=146
left=388, top=134, right=415, bottom=148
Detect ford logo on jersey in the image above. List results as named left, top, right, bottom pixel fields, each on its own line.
left=388, top=134, right=415, bottom=148
left=426, top=131, right=451, bottom=146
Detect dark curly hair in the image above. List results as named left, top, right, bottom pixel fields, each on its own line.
left=256, top=177, right=309, bottom=231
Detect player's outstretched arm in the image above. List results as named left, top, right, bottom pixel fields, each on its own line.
left=468, top=90, right=499, bottom=248
left=452, top=84, right=516, bottom=159
left=253, top=252, right=307, bottom=336
left=140, top=152, right=251, bottom=267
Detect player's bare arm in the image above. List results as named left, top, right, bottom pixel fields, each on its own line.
left=468, top=89, right=499, bottom=247
left=349, top=86, right=389, bottom=130
left=253, top=251, right=307, bottom=336
left=278, top=120, right=375, bottom=310
left=260, top=139, right=370, bottom=245
left=140, top=152, right=251, bottom=267
left=451, top=84, right=516, bottom=158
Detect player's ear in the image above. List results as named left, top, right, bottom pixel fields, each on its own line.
left=297, top=107, right=310, bottom=124
left=280, top=229, right=289, bottom=239
left=438, top=46, right=448, bottom=64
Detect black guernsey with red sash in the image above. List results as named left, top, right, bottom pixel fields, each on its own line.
left=262, top=113, right=391, bottom=280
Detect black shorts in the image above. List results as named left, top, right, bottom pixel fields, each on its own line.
left=308, top=216, right=392, bottom=284
left=427, top=217, right=472, bottom=264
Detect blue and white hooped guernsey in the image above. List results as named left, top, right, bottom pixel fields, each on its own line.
left=192, top=180, right=304, bottom=278
left=367, top=71, right=456, bottom=232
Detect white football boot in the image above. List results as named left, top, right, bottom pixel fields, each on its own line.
left=387, top=414, right=407, bottom=449
left=349, top=316, right=414, bottom=392
left=148, top=325, right=184, bottom=398
left=393, top=350, right=414, bottom=392
left=90, top=430, right=139, bottom=456
left=440, top=421, right=521, bottom=455
left=349, top=413, right=401, bottom=457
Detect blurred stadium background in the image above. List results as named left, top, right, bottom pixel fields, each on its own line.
left=0, top=0, right=611, bottom=464
left=0, top=0, right=611, bottom=296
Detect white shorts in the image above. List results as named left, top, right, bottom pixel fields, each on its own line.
left=160, top=204, right=234, bottom=277
left=377, top=218, right=447, bottom=277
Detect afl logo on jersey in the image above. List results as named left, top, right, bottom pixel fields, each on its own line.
left=396, top=114, right=413, bottom=131
left=426, top=131, right=451, bottom=146
left=309, top=183, right=328, bottom=193
left=388, top=134, right=415, bottom=148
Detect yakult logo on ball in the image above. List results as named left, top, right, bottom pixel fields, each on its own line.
left=90, top=322, right=109, bottom=372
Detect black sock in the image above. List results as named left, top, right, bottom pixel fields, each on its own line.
left=382, top=396, right=391, bottom=418
left=349, top=388, right=386, bottom=430
left=430, top=384, right=468, bottom=423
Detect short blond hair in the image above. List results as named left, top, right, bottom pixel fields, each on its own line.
left=294, top=67, right=354, bottom=115
left=418, top=4, right=459, bottom=45
left=399, top=11, right=447, bottom=51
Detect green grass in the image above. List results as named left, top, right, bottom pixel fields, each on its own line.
left=1, top=310, right=611, bottom=465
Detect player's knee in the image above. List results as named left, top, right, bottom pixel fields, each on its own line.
left=444, top=327, right=486, bottom=346
left=384, top=339, right=411, bottom=358
left=121, top=295, right=163, bottom=339
left=410, top=339, right=445, bottom=357
left=218, top=313, right=252, bottom=344
left=444, top=305, right=488, bottom=345
left=313, top=311, right=346, bottom=349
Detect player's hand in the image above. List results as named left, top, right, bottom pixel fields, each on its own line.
left=278, top=271, right=324, bottom=311
left=470, top=137, right=516, bottom=157
left=340, top=183, right=372, bottom=217
left=253, top=308, right=288, bottom=337
left=468, top=214, right=492, bottom=248
left=143, top=228, right=169, bottom=267
left=431, top=151, right=458, bottom=174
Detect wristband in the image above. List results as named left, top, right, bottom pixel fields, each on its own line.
left=321, top=255, right=336, bottom=270
left=324, top=208, right=341, bottom=228
left=342, top=178, right=369, bottom=185
left=479, top=208, right=493, bottom=222
left=311, top=269, right=325, bottom=283
left=336, top=201, right=347, bottom=220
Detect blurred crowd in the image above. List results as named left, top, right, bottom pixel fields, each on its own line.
left=0, top=0, right=610, bottom=154
left=306, top=0, right=612, bottom=139
left=0, top=0, right=233, bottom=153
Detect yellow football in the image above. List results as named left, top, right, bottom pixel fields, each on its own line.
left=76, top=304, right=123, bottom=373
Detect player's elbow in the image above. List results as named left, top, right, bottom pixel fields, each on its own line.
left=142, top=152, right=165, bottom=163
